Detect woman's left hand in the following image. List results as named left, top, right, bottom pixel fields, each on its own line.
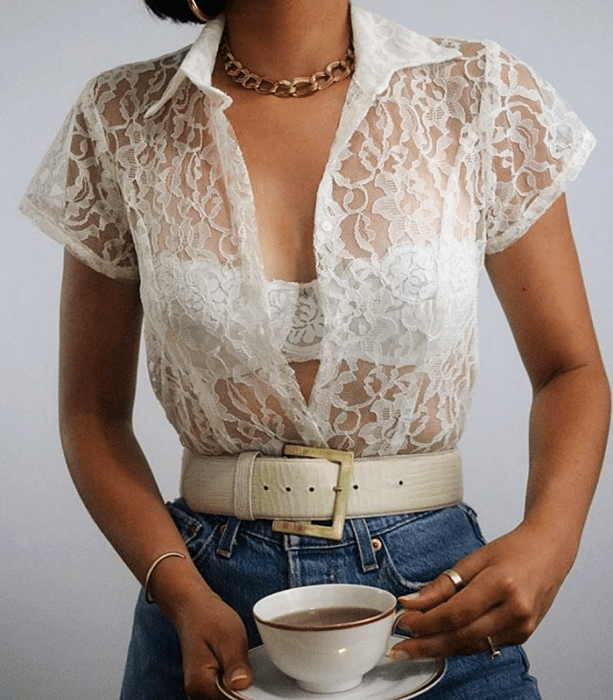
left=391, top=521, right=574, bottom=659
left=390, top=196, right=609, bottom=660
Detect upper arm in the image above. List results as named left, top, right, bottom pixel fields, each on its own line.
left=485, top=194, right=603, bottom=391
left=59, top=250, right=143, bottom=424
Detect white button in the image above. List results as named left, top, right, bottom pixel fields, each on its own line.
left=321, top=220, right=333, bottom=232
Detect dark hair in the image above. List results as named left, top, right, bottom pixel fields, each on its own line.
left=143, top=0, right=226, bottom=24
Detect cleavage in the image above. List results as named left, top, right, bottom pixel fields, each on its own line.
left=221, top=81, right=349, bottom=283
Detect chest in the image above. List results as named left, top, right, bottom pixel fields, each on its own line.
left=220, top=82, right=350, bottom=282
left=130, top=73, right=486, bottom=315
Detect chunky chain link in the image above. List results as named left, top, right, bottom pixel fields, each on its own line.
left=220, top=33, right=355, bottom=98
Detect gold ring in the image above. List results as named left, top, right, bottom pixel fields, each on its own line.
left=486, top=636, right=502, bottom=660
left=442, top=567, right=464, bottom=591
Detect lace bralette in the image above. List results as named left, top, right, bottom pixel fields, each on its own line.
left=266, top=279, right=324, bottom=363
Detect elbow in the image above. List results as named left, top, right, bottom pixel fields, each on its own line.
left=59, top=403, right=135, bottom=471
left=532, top=357, right=611, bottom=424
left=533, top=351, right=610, bottom=397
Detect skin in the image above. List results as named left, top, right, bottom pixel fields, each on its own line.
left=58, top=1, right=609, bottom=698
left=214, top=0, right=353, bottom=402
left=392, top=194, right=610, bottom=659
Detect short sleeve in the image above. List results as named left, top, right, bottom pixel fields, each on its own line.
left=482, top=43, right=596, bottom=255
left=19, top=79, right=138, bottom=281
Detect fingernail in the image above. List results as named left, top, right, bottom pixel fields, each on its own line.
left=395, top=620, right=414, bottom=635
left=229, top=669, right=249, bottom=685
left=399, top=592, right=420, bottom=602
left=387, top=648, right=412, bottom=661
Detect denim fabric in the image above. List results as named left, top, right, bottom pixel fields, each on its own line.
left=120, top=502, right=540, bottom=699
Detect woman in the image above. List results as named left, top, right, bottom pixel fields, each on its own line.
left=20, top=0, right=610, bottom=698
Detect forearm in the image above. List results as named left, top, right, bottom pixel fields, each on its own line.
left=61, top=413, right=254, bottom=693
left=522, top=361, right=610, bottom=563
left=60, top=413, right=213, bottom=619
left=56, top=255, right=253, bottom=695
left=393, top=199, right=610, bottom=658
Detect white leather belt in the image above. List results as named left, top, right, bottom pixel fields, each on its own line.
left=181, top=444, right=463, bottom=540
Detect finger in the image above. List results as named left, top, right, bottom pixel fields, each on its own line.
left=399, top=569, right=503, bottom=637
left=184, top=650, right=251, bottom=700
left=222, top=660, right=252, bottom=692
left=390, top=603, right=521, bottom=659
left=398, top=567, right=470, bottom=612
left=391, top=621, right=525, bottom=659
left=218, top=635, right=253, bottom=692
left=182, top=637, right=248, bottom=700
left=183, top=652, right=223, bottom=700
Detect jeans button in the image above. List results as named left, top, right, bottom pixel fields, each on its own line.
left=371, top=538, right=382, bottom=551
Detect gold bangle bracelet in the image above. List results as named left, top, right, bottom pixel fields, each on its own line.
left=144, top=552, right=187, bottom=604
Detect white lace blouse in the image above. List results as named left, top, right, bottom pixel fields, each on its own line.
left=21, top=5, right=595, bottom=458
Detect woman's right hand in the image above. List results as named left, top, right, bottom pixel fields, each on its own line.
left=168, top=584, right=253, bottom=700
left=59, top=253, right=252, bottom=698
left=142, top=530, right=253, bottom=700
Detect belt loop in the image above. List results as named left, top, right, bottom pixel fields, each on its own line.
left=350, top=518, right=379, bottom=573
left=233, top=451, right=260, bottom=520
left=216, top=517, right=242, bottom=559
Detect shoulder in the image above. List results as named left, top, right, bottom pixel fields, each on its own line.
left=360, top=6, right=515, bottom=86
left=77, top=46, right=190, bottom=123
left=432, top=36, right=490, bottom=59
left=430, top=36, right=538, bottom=88
left=405, top=32, right=543, bottom=103
left=429, top=36, right=514, bottom=76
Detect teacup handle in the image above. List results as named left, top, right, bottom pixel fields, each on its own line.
left=392, top=608, right=410, bottom=636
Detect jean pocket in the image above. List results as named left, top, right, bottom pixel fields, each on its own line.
left=377, top=536, right=429, bottom=597
left=374, top=505, right=487, bottom=596
left=165, top=499, right=220, bottom=562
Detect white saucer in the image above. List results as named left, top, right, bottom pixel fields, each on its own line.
left=217, top=635, right=446, bottom=700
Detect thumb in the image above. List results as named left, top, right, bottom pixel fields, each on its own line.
left=221, top=645, right=252, bottom=691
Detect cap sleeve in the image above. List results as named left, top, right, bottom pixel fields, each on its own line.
left=20, top=79, right=138, bottom=281
left=482, top=42, right=596, bottom=255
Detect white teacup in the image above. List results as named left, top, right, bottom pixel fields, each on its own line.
left=253, top=583, right=404, bottom=693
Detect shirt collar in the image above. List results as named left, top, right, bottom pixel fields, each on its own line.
left=145, top=4, right=461, bottom=118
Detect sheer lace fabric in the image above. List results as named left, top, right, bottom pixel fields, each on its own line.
left=267, top=280, right=324, bottom=363
left=21, top=5, right=595, bottom=458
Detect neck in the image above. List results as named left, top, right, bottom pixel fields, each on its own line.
left=223, top=0, right=351, bottom=78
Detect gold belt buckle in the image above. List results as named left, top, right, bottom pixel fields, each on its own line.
left=271, top=444, right=354, bottom=541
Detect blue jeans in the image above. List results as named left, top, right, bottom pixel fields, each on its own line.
left=120, top=501, right=540, bottom=699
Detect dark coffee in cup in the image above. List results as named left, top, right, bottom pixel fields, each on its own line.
left=272, top=606, right=382, bottom=628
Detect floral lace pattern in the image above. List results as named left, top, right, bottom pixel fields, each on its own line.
left=267, top=280, right=324, bottom=363
left=20, top=5, right=595, bottom=458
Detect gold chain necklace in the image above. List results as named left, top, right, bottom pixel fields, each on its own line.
left=220, top=32, right=355, bottom=98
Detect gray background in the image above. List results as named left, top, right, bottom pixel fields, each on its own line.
left=2, top=1, right=611, bottom=698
